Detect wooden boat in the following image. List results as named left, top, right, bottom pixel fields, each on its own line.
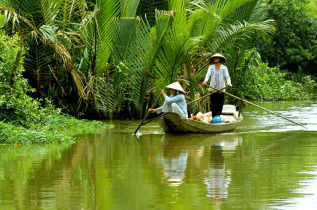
left=162, top=105, right=243, bottom=134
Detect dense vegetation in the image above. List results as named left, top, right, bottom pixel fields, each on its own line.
left=235, top=61, right=315, bottom=101
left=0, top=0, right=316, bottom=124
left=0, top=32, right=106, bottom=145
left=257, top=0, right=317, bottom=75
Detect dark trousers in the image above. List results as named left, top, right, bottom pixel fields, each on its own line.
left=210, top=92, right=224, bottom=117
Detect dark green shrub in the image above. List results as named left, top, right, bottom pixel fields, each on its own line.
left=236, top=62, right=315, bottom=101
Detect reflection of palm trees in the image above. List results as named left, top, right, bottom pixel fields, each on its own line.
left=0, top=138, right=99, bottom=209
left=25, top=135, right=98, bottom=209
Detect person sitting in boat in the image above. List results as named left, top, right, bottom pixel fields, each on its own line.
left=202, top=53, right=232, bottom=121
left=148, top=82, right=188, bottom=119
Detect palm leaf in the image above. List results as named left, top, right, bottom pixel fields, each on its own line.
left=95, top=77, right=116, bottom=118
left=153, top=0, right=202, bottom=91
left=24, top=41, right=56, bottom=90
left=39, top=24, right=58, bottom=43
left=120, top=0, right=140, bottom=17
left=0, top=4, right=37, bottom=32
left=39, top=0, right=62, bottom=25
left=76, top=0, right=87, bottom=18
left=112, top=18, right=148, bottom=110
left=0, top=0, right=43, bottom=28
left=96, top=17, right=150, bottom=116
left=138, top=10, right=173, bottom=113
left=75, top=10, right=97, bottom=76
left=211, top=0, right=255, bottom=21
left=95, top=0, right=120, bottom=77
left=190, top=0, right=255, bottom=43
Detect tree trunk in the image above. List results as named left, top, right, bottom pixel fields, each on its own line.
left=10, top=37, right=24, bottom=88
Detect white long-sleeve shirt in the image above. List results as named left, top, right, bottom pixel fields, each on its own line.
left=204, top=64, right=231, bottom=92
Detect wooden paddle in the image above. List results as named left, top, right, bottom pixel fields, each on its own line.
left=139, top=113, right=164, bottom=126
left=134, top=94, right=162, bottom=134
left=207, top=85, right=306, bottom=128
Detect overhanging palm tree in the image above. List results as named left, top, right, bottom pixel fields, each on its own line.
left=0, top=0, right=274, bottom=119
left=0, top=0, right=87, bottom=107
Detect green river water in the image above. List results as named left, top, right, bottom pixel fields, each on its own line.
left=0, top=100, right=316, bottom=210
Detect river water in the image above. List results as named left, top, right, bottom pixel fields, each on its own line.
left=0, top=100, right=316, bottom=209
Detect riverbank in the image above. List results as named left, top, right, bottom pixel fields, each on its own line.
left=0, top=115, right=110, bottom=145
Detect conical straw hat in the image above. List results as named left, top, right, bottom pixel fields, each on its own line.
left=165, top=82, right=185, bottom=93
left=210, top=53, right=226, bottom=63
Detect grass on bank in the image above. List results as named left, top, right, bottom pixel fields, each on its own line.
left=0, top=117, right=110, bottom=145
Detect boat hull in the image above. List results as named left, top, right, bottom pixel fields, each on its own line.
left=162, top=112, right=243, bottom=134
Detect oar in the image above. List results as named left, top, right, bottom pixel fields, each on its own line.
left=134, top=94, right=162, bottom=134
left=139, top=113, right=164, bottom=126
left=207, top=85, right=306, bottom=128
left=187, top=85, right=229, bottom=106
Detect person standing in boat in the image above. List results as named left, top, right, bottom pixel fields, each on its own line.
left=202, top=53, right=232, bottom=118
left=149, top=82, right=188, bottom=119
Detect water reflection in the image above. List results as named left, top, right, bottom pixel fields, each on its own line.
left=138, top=132, right=243, bottom=201
left=161, top=149, right=188, bottom=187
left=205, top=145, right=230, bottom=202
left=0, top=143, right=78, bottom=209
left=205, top=136, right=242, bottom=203
left=1, top=108, right=317, bottom=209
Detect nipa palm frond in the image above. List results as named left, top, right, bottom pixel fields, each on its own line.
left=75, top=10, right=97, bottom=76
left=23, top=41, right=55, bottom=90
left=153, top=1, right=202, bottom=89
left=95, top=0, right=120, bottom=77
left=76, top=0, right=87, bottom=19
left=39, top=0, right=63, bottom=25
left=120, top=0, right=140, bottom=17
left=137, top=10, right=173, bottom=115
left=113, top=18, right=150, bottom=112
left=95, top=77, right=116, bottom=118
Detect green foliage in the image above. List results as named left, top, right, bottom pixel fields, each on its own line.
left=1, top=0, right=276, bottom=119
left=0, top=32, right=34, bottom=125
left=306, top=0, right=317, bottom=19
left=0, top=0, right=314, bottom=121
left=0, top=0, right=89, bottom=115
left=235, top=62, right=315, bottom=101
left=0, top=122, right=74, bottom=144
left=0, top=31, right=108, bottom=145
left=0, top=33, right=20, bottom=81
left=257, top=0, right=317, bottom=75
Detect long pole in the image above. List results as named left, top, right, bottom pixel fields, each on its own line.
left=207, top=85, right=306, bottom=128
left=187, top=86, right=229, bottom=105
left=134, top=94, right=162, bottom=134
